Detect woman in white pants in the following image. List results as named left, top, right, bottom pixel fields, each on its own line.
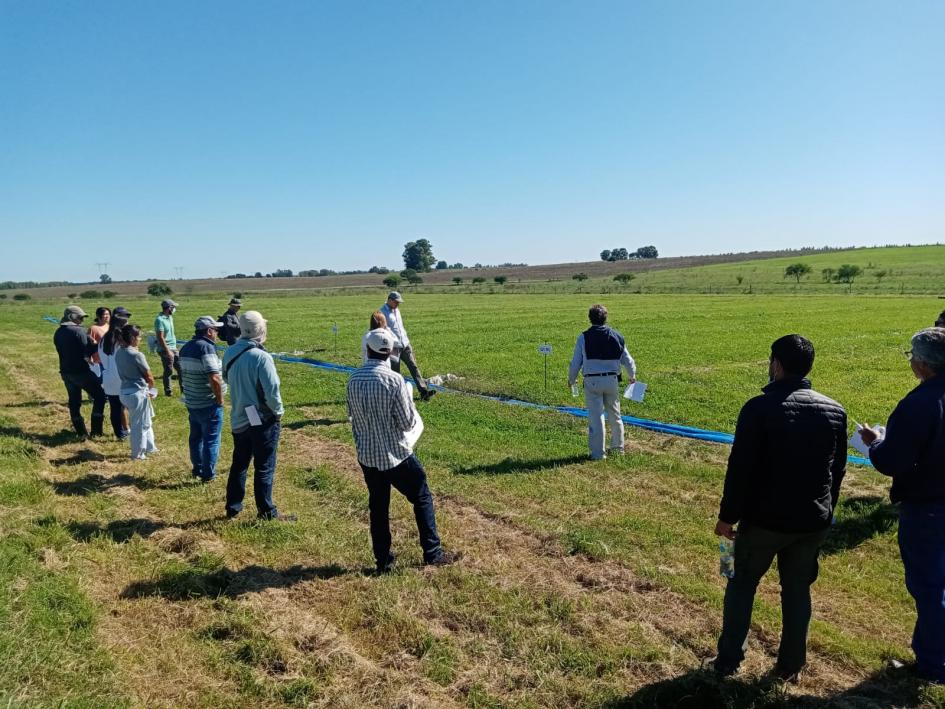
left=115, top=324, right=159, bottom=460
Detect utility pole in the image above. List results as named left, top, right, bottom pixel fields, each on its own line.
left=96, top=262, right=110, bottom=275
left=174, top=266, right=184, bottom=280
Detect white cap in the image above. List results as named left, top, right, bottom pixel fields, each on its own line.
left=365, top=329, right=394, bottom=354
left=239, top=310, right=267, bottom=341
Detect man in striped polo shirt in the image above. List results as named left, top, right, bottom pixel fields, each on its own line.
left=180, top=316, right=226, bottom=482
left=347, top=329, right=458, bottom=574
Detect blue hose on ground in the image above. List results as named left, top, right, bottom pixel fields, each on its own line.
left=43, top=316, right=873, bottom=466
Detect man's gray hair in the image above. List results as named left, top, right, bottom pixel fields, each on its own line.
left=912, top=327, right=945, bottom=373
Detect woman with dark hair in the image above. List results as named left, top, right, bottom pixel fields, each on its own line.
left=361, top=311, right=396, bottom=365
left=115, top=324, right=158, bottom=459
left=98, top=315, right=130, bottom=438
left=88, top=306, right=111, bottom=378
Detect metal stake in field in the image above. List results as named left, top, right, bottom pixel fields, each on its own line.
left=538, top=343, right=552, bottom=391
left=331, top=322, right=339, bottom=358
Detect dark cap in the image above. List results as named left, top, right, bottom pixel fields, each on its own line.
left=113, top=306, right=131, bottom=318
left=229, top=298, right=242, bottom=306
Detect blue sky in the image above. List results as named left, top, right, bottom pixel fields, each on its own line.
left=2, top=1, right=943, bottom=282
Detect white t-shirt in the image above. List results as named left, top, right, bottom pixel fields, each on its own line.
left=98, top=341, right=122, bottom=397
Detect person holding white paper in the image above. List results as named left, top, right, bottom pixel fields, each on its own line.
left=221, top=310, right=293, bottom=522
left=567, top=304, right=637, bottom=460
left=347, top=329, right=457, bottom=574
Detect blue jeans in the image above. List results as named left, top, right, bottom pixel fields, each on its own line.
left=187, top=405, right=223, bottom=481
left=359, top=454, right=441, bottom=566
left=226, top=420, right=280, bottom=519
left=899, top=502, right=945, bottom=682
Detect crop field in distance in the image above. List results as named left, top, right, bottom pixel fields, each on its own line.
left=1, top=246, right=944, bottom=707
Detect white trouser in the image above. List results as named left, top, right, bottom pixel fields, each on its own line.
left=584, top=375, right=624, bottom=459
left=119, top=390, right=157, bottom=459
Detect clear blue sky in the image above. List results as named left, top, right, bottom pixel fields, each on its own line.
left=2, top=1, right=943, bottom=283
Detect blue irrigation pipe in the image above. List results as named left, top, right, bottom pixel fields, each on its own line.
left=44, top=316, right=873, bottom=466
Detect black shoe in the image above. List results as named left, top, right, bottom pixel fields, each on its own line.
left=263, top=513, right=297, bottom=523
left=375, top=554, right=396, bottom=575
left=225, top=510, right=240, bottom=519
left=770, top=664, right=801, bottom=683
left=424, top=550, right=461, bottom=567
left=191, top=469, right=201, bottom=479
left=199, top=476, right=216, bottom=484
left=420, top=389, right=437, bottom=402
left=164, top=390, right=173, bottom=397
left=702, top=656, right=737, bottom=678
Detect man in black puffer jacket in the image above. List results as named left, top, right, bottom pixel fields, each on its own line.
left=709, top=334, right=847, bottom=681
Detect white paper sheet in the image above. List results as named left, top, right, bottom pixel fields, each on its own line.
left=405, top=412, right=424, bottom=451
left=245, top=404, right=263, bottom=426
left=623, top=381, right=647, bottom=402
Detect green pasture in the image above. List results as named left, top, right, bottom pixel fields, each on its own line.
left=0, top=289, right=943, bottom=706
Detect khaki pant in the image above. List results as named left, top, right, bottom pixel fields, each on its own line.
left=584, top=375, right=623, bottom=459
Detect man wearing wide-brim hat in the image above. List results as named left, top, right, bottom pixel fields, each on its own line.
left=53, top=305, right=107, bottom=438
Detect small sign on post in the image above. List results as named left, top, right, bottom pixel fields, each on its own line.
left=538, top=343, right=552, bottom=391
left=331, top=323, right=339, bottom=356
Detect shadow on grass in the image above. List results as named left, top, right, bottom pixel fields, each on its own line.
left=822, top=495, right=899, bottom=556
left=50, top=449, right=108, bottom=467
left=289, top=399, right=348, bottom=408
left=603, top=665, right=926, bottom=708
left=455, top=454, right=590, bottom=476
left=51, top=472, right=197, bottom=495
left=119, top=563, right=349, bottom=601
left=284, top=418, right=348, bottom=430
left=3, top=399, right=61, bottom=408
left=0, top=424, right=81, bottom=448
left=67, top=517, right=166, bottom=543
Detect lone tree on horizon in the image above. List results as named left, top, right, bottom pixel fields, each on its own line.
left=784, top=263, right=812, bottom=284
left=614, top=273, right=636, bottom=285
left=402, top=239, right=436, bottom=272
left=836, top=264, right=862, bottom=284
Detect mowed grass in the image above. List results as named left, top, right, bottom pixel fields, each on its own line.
left=0, top=290, right=944, bottom=707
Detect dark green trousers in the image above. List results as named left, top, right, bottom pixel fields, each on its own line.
left=716, top=523, right=828, bottom=673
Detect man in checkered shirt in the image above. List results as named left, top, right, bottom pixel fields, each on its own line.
left=347, top=329, right=459, bottom=573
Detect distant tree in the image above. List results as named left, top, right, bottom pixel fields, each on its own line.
left=80, top=290, right=102, bottom=299
left=472, top=277, right=486, bottom=284
left=572, top=273, right=588, bottom=281
left=635, top=245, right=659, bottom=259
left=406, top=274, right=424, bottom=285
left=613, top=273, right=635, bottom=285
left=147, top=282, right=173, bottom=297
left=225, top=273, right=248, bottom=279
left=874, top=269, right=888, bottom=283
left=836, top=264, right=862, bottom=284
left=99, top=273, right=113, bottom=284
left=368, top=266, right=389, bottom=274
left=783, top=263, right=812, bottom=284
left=382, top=275, right=402, bottom=289
left=610, top=248, right=630, bottom=261
left=103, top=290, right=117, bottom=298
left=254, top=272, right=264, bottom=278
left=265, top=273, right=272, bottom=278
left=600, top=249, right=612, bottom=261
left=0, top=293, right=6, bottom=299
left=735, top=275, right=744, bottom=285
left=67, top=293, right=78, bottom=299
left=452, top=277, right=463, bottom=285
left=399, top=268, right=417, bottom=281
left=494, top=276, right=507, bottom=285
left=402, top=239, right=436, bottom=272
left=821, top=268, right=835, bottom=283
left=272, top=268, right=293, bottom=277
left=474, top=263, right=483, bottom=268
left=449, top=262, right=464, bottom=269
left=435, top=260, right=448, bottom=270
left=12, top=293, right=30, bottom=301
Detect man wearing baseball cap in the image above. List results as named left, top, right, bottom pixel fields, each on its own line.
left=379, top=291, right=435, bottom=401
left=218, top=298, right=242, bottom=346
left=179, top=317, right=227, bottom=482
left=154, top=298, right=182, bottom=396
left=347, top=329, right=458, bottom=573
left=53, top=305, right=107, bottom=438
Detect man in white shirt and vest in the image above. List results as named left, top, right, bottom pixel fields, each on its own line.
left=568, top=304, right=637, bottom=460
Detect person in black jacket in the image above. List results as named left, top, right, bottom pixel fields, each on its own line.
left=709, top=334, right=847, bottom=680
left=53, top=305, right=108, bottom=438
left=218, top=298, right=242, bottom=346
left=860, top=327, right=945, bottom=684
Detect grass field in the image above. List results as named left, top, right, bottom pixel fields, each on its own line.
left=1, top=288, right=944, bottom=707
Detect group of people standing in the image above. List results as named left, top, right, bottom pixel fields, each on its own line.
left=52, top=295, right=945, bottom=684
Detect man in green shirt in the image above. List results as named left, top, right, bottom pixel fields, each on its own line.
left=154, top=299, right=182, bottom=396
